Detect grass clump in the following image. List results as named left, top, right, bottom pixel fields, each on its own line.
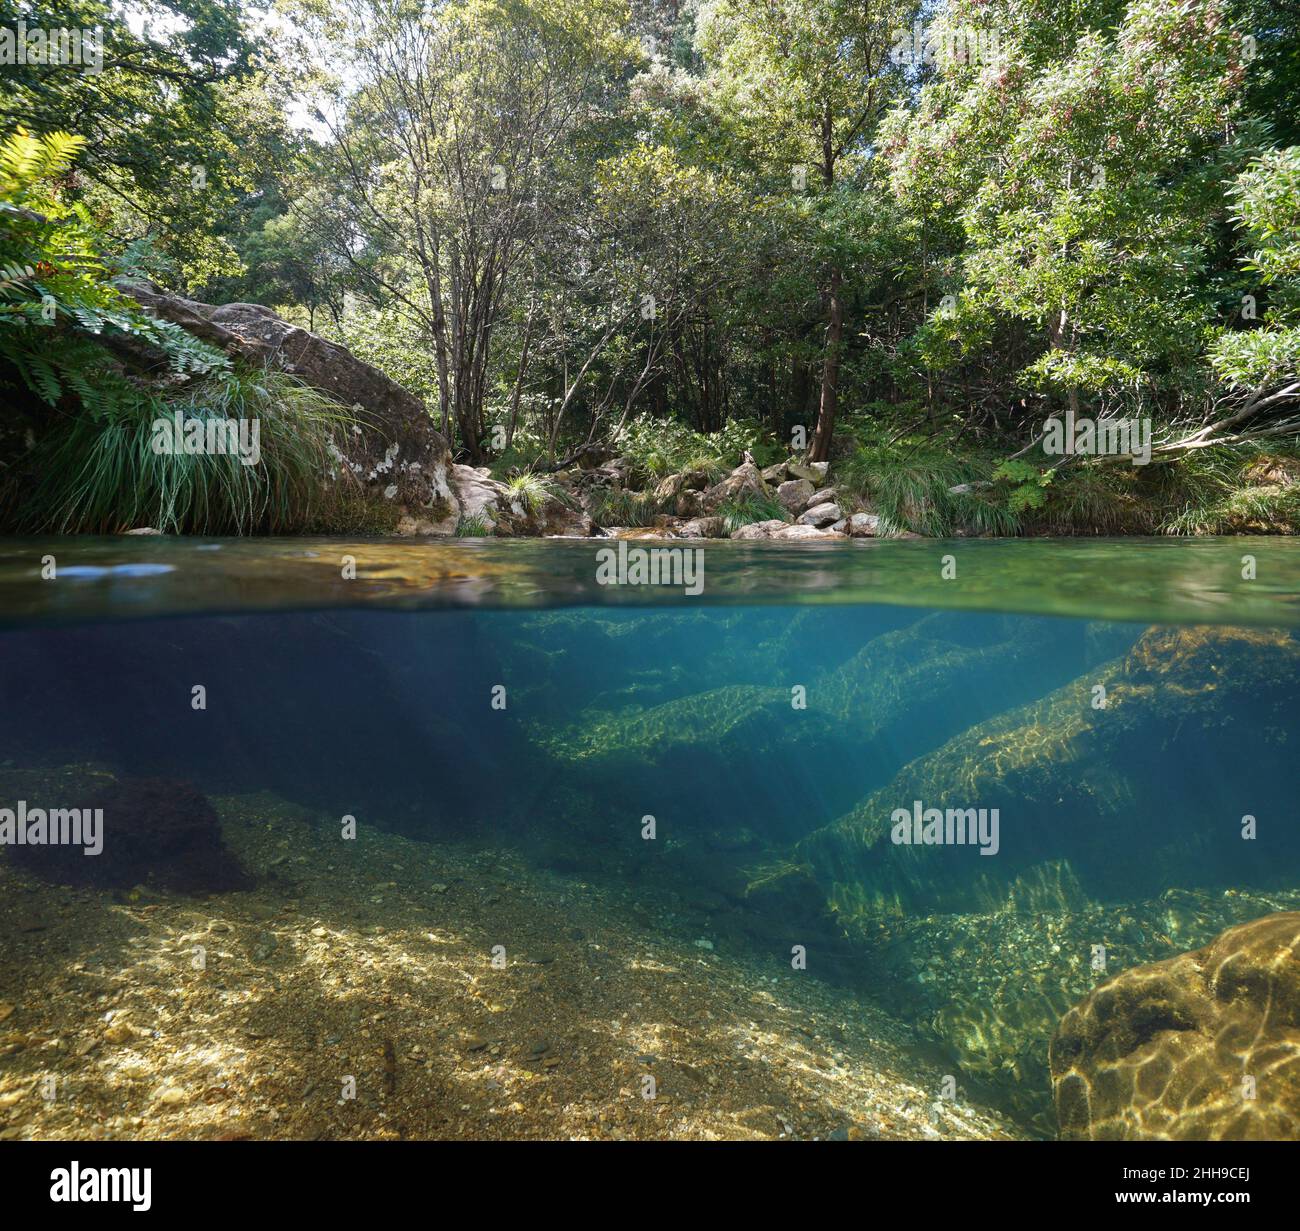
left=455, top=512, right=493, bottom=536
left=716, top=492, right=789, bottom=534
left=18, top=365, right=362, bottom=535
left=1158, top=447, right=1300, bottom=535
left=587, top=488, right=666, bottom=528
left=838, top=438, right=1019, bottom=536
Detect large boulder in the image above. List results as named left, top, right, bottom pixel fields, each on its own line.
left=451, top=464, right=512, bottom=531
left=1050, top=912, right=1300, bottom=1140
left=118, top=282, right=456, bottom=524
left=771, top=523, right=842, bottom=540
left=845, top=512, right=881, bottom=537
left=678, top=516, right=727, bottom=539
left=797, top=501, right=843, bottom=527
left=787, top=460, right=829, bottom=484
left=730, top=519, right=786, bottom=540
left=701, top=461, right=770, bottom=512
left=776, top=478, right=815, bottom=514
left=795, top=626, right=1300, bottom=920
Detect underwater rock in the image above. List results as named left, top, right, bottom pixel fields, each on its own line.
left=1050, top=911, right=1300, bottom=1140
left=516, top=611, right=1138, bottom=876
left=8, top=777, right=251, bottom=894
left=795, top=625, right=1300, bottom=920
left=777, top=626, right=1300, bottom=1130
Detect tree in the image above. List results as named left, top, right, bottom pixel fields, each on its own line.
left=880, top=0, right=1258, bottom=434
left=299, top=0, right=634, bottom=460
left=1, top=1, right=297, bottom=285
left=698, top=0, right=916, bottom=460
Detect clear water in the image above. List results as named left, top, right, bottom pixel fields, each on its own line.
left=1, top=536, right=1298, bottom=1140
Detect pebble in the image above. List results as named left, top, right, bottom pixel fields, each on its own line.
left=104, top=1021, right=134, bottom=1044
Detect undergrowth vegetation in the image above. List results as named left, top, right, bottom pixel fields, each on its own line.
left=0, top=129, right=360, bottom=535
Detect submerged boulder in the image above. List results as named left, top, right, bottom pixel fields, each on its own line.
left=7, top=777, right=251, bottom=894
left=1050, top=911, right=1300, bottom=1140
left=773, top=625, right=1300, bottom=1129
left=795, top=625, right=1300, bottom=921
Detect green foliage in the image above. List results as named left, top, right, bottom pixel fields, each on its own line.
left=716, top=492, right=788, bottom=534
left=505, top=472, right=568, bottom=516
left=0, top=128, right=363, bottom=535
left=838, top=439, right=1019, bottom=536
left=455, top=513, right=494, bottom=536
left=587, top=488, right=667, bottom=528
left=993, top=459, right=1055, bottom=515
left=1, top=2, right=299, bottom=285
left=1211, top=147, right=1300, bottom=389
left=1159, top=448, right=1300, bottom=534
left=18, top=365, right=361, bottom=535
left=614, top=413, right=776, bottom=483
left=0, top=128, right=230, bottom=399
left=4, top=0, right=1298, bottom=536
left=881, top=0, right=1256, bottom=415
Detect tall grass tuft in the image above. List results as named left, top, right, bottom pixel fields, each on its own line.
left=716, top=492, right=789, bottom=534
left=20, top=365, right=362, bottom=534
left=587, top=488, right=666, bottom=528
left=838, top=441, right=1019, bottom=536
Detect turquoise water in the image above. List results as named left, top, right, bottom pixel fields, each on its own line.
left=1, top=536, right=1298, bottom=1139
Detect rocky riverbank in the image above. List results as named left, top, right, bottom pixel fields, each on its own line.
left=418, top=454, right=907, bottom=541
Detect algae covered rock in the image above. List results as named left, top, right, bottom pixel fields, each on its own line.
left=1050, top=911, right=1300, bottom=1139
left=795, top=625, right=1300, bottom=920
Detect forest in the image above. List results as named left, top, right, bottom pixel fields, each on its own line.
left=1, top=0, right=1299, bottom=537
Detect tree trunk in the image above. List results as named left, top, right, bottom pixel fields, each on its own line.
left=811, top=265, right=843, bottom=462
